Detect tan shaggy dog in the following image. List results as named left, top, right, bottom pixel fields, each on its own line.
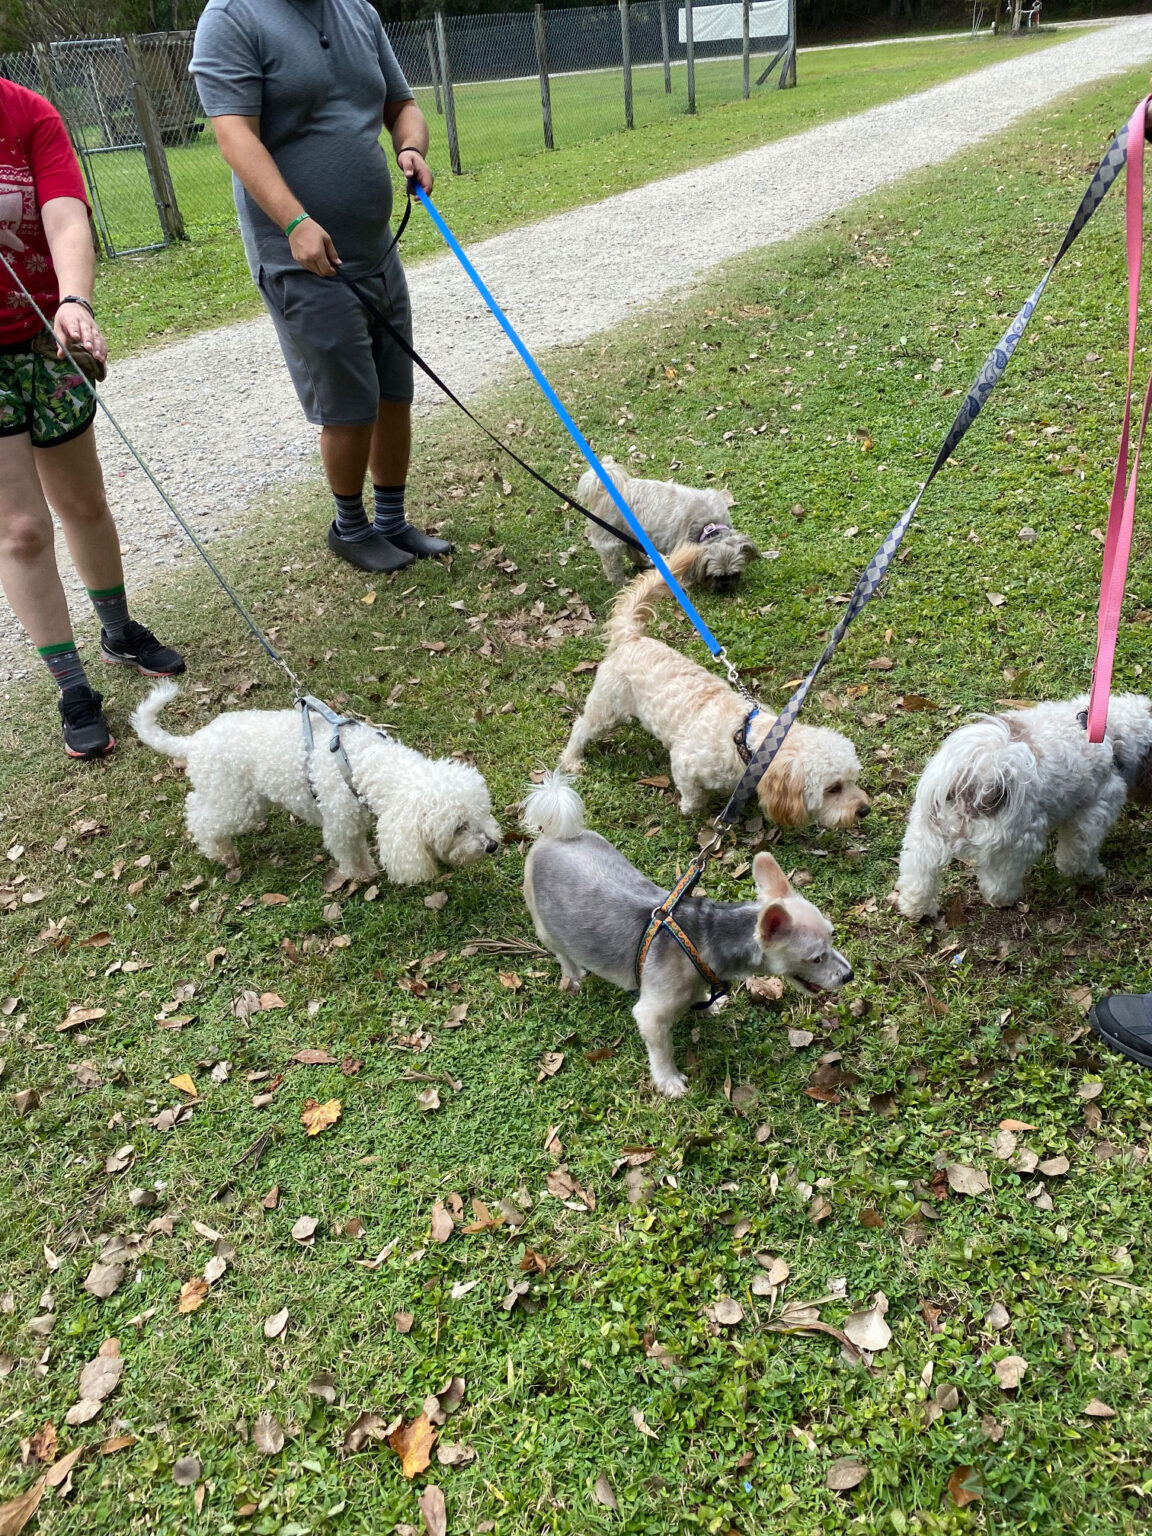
left=559, top=545, right=871, bottom=829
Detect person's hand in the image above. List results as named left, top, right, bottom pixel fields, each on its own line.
left=289, top=217, right=341, bottom=276
left=54, top=301, right=107, bottom=367
left=397, top=147, right=433, bottom=196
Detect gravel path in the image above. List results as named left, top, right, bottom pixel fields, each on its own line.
left=5, top=16, right=1152, bottom=686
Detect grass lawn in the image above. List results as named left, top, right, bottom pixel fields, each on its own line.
left=91, top=30, right=1063, bottom=356
left=5, top=60, right=1152, bottom=1536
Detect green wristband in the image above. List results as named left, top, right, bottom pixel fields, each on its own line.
left=284, top=212, right=311, bottom=238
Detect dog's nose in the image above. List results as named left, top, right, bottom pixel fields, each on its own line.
left=842, top=965, right=854, bottom=984
left=855, top=803, right=870, bottom=819
left=485, top=838, right=499, bottom=854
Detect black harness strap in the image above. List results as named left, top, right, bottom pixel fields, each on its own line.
left=635, top=864, right=727, bottom=1008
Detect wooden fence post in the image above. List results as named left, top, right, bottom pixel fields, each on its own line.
left=620, top=0, right=633, bottom=130
left=434, top=11, right=461, bottom=175
left=741, top=0, right=750, bottom=98
left=684, top=0, right=695, bottom=114
left=533, top=4, right=554, bottom=150
left=658, top=0, right=671, bottom=93
left=122, top=34, right=186, bottom=240
left=781, top=0, right=797, bottom=87
left=425, top=24, right=443, bottom=113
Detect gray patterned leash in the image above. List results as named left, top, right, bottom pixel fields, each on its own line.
left=718, top=116, right=1132, bottom=827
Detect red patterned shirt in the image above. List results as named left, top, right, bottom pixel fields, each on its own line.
left=0, top=80, right=88, bottom=345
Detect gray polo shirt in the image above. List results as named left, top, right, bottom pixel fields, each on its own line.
left=190, top=0, right=413, bottom=280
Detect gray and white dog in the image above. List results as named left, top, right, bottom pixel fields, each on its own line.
left=522, top=772, right=853, bottom=1096
left=578, top=459, right=759, bottom=587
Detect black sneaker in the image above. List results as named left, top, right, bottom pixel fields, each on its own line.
left=387, top=524, right=454, bottom=559
left=326, top=522, right=416, bottom=574
left=58, top=685, right=114, bottom=759
left=100, top=620, right=186, bottom=677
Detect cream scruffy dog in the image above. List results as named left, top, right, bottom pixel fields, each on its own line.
left=896, top=693, right=1152, bottom=919
left=523, top=773, right=852, bottom=1096
left=131, top=682, right=501, bottom=884
left=559, top=544, right=870, bottom=829
left=578, top=458, right=759, bottom=586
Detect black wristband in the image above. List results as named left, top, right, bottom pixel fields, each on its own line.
left=57, top=295, right=94, bottom=318
left=396, top=145, right=423, bottom=162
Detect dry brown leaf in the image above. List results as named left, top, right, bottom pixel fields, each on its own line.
left=177, top=1278, right=208, bottom=1314
left=1038, top=1155, right=1070, bottom=1177
left=343, top=1411, right=388, bottom=1454
left=389, top=1414, right=436, bottom=1479
left=293, top=1049, right=337, bottom=1065
left=260, top=894, right=289, bottom=907
left=301, top=1098, right=342, bottom=1136
left=291, top=1215, right=318, bottom=1245
left=395, top=1310, right=414, bottom=1334
left=168, top=1074, right=197, bottom=1098
left=436, top=1441, right=475, bottom=1467
left=1083, top=1398, right=1117, bottom=1418
left=263, top=1308, right=289, bottom=1340
left=57, top=1005, right=106, bottom=1033
left=430, top=1201, right=454, bottom=1244
left=417, top=1086, right=441, bottom=1112
left=83, top=1262, right=124, bottom=1301
left=945, top=1162, right=990, bottom=1197
left=498, top=970, right=522, bottom=991
left=100, top=1436, right=136, bottom=1456
left=253, top=1412, right=285, bottom=1455
left=986, top=1302, right=1010, bottom=1331
left=843, top=1292, right=892, bottom=1354
left=994, top=1354, right=1028, bottom=1390
left=0, top=1480, right=44, bottom=1534
left=24, top=1422, right=57, bottom=1467
left=826, top=1457, right=868, bottom=1491
left=1000, top=1118, right=1036, bottom=1132
left=418, top=1485, right=447, bottom=1536
left=592, top=1473, right=618, bottom=1512
left=711, top=1298, right=743, bottom=1327
left=308, top=1371, right=337, bottom=1405
left=948, top=1466, right=983, bottom=1507
left=755, top=1254, right=790, bottom=1286
left=536, top=1050, right=564, bottom=1083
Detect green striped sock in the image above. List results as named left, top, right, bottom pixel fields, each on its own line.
left=87, top=583, right=130, bottom=645
left=38, top=641, right=88, bottom=692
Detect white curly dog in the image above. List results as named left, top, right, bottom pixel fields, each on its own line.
left=131, top=682, right=501, bottom=885
left=896, top=693, right=1152, bottom=919
left=559, top=544, right=870, bottom=829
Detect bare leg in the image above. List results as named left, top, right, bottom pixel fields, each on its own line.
left=367, top=401, right=411, bottom=487
left=34, top=425, right=123, bottom=593
left=0, top=431, right=75, bottom=647
left=320, top=422, right=375, bottom=497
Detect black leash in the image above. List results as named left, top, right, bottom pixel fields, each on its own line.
left=333, top=197, right=642, bottom=555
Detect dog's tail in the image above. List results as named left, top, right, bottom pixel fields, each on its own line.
left=919, top=715, right=1037, bottom=839
left=521, top=771, right=585, bottom=841
left=129, top=680, right=189, bottom=758
left=576, top=457, right=630, bottom=515
left=605, top=541, right=708, bottom=649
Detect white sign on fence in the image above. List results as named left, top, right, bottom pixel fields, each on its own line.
left=678, top=0, right=789, bottom=43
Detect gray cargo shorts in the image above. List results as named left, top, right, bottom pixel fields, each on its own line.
left=256, top=256, right=414, bottom=426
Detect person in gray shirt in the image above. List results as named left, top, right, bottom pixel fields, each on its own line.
left=191, top=0, right=451, bottom=573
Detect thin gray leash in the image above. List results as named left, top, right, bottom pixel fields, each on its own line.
left=718, top=116, right=1132, bottom=828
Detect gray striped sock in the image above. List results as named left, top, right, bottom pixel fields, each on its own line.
left=334, top=491, right=373, bottom=542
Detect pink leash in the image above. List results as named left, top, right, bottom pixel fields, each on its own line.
left=1086, top=95, right=1152, bottom=742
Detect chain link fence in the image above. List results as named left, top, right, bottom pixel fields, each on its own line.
left=0, top=1, right=794, bottom=258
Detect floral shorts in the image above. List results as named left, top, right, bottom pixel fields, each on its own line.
left=0, top=335, right=96, bottom=448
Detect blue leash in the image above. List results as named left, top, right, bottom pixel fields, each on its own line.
left=413, top=185, right=726, bottom=667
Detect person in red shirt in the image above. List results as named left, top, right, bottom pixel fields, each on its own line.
left=0, top=80, right=183, bottom=758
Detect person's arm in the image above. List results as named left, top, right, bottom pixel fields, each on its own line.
left=210, top=114, right=341, bottom=276
left=384, top=99, right=433, bottom=195
left=41, top=195, right=107, bottom=366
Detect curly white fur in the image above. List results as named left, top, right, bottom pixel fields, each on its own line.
left=578, top=459, right=759, bottom=586
left=131, top=682, right=502, bottom=885
left=559, top=545, right=870, bottom=829
left=896, top=692, right=1152, bottom=918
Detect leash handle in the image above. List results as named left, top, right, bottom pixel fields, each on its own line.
left=1086, top=95, right=1152, bottom=743
left=412, top=185, right=724, bottom=662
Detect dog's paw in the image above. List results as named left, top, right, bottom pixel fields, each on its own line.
left=652, top=1068, right=689, bottom=1098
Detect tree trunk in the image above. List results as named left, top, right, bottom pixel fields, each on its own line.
left=1011, top=0, right=1023, bottom=33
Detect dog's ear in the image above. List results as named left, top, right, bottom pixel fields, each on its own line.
left=375, top=818, right=440, bottom=886
left=758, top=901, right=793, bottom=946
left=752, top=851, right=792, bottom=901
left=719, top=488, right=736, bottom=508
left=760, top=755, right=809, bottom=828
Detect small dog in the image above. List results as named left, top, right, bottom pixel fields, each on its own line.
left=131, top=682, right=501, bottom=884
left=559, top=544, right=870, bottom=828
left=522, top=773, right=853, bottom=1096
left=896, top=693, right=1152, bottom=919
left=578, top=459, right=759, bottom=586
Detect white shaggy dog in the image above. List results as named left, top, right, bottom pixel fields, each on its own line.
left=896, top=693, right=1152, bottom=919
left=131, top=682, right=502, bottom=885
left=559, top=544, right=870, bottom=829
left=578, top=459, right=759, bottom=586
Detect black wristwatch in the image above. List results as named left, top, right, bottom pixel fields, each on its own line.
left=57, top=295, right=95, bottom=318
